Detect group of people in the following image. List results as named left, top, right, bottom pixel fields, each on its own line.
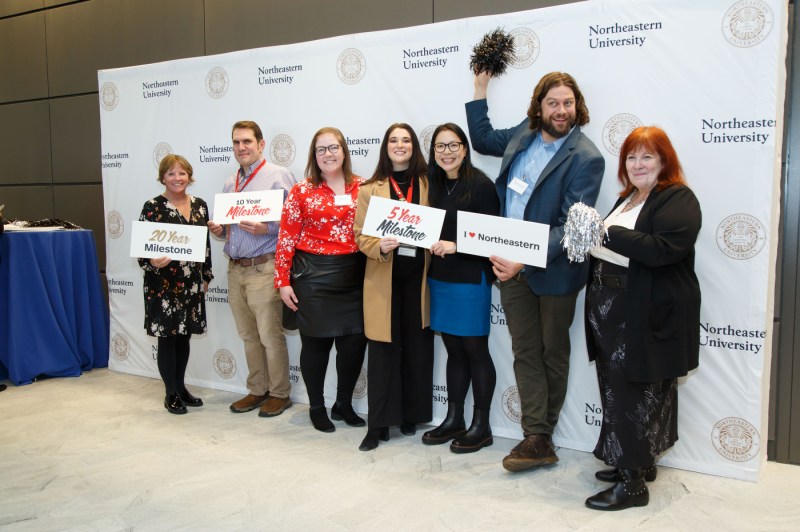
left=138, top=71, right=702, bottom=512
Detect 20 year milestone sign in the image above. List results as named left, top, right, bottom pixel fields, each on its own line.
left=130, top=221, right=209, bottom=262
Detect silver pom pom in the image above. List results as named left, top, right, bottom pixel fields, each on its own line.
left=561, top=202, right=605, bottom=263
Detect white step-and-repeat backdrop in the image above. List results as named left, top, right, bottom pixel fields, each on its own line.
left=100, top=0, right=787, bottom=481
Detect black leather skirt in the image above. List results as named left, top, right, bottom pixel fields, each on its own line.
left=283, top=250, right=366, bottom=337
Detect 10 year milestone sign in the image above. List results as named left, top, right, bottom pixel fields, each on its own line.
left=361, top=196, right=445, bottom=249
left=212, top=190, right=284, bottom=223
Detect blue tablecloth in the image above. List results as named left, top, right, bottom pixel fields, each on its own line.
left=0, top=229, right=109, bottom=385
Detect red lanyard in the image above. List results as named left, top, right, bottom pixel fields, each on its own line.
left=389, top=176, right=414, bottom=203
left=235, top=159, right=266, bottom=192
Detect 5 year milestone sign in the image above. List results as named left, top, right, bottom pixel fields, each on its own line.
left=361, top=196, right=445, bottom=249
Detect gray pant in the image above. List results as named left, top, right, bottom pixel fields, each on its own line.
left=499, top=278, right=579, bottom=436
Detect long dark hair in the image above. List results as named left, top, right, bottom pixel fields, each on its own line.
left=427, top=122, right=476, bottom=208
left=365, top=123, right=428, bottom=185
left=526, top=72, right=590, bottom=131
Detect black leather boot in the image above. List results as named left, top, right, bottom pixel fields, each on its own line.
left=179, top=387, right=203, bottom=407
left=359, top=427, right=390, bottom=451
left=331, top=401, right=366, bottom=427
left=586, top=468, right=649, bottom=511
left=450, top=407, right=493, bottom=453
left=595, top=465, right=657, bottom=483
left=164, top=394, right=187, bottom=415
left=421, top=402, right=466, bottom=445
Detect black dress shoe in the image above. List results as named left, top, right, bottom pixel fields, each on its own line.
left=179, top=387, right=203, bottom=407
left=309, top=406, right=335, bottom=433
left=330, top=402, right=366, bottom=427
left=595, top=465, right=657, bottom=483
left=164, top=394, right=187, bottom=415
left=359, top=427, right=390, bottom=451
left=586, top=469, right=649, bottom=511
left=400, top=423, right=416, bottom=436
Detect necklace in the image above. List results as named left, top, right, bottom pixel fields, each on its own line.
left=446, top=180, right=458, bottom=195
left=622, top=189, right=648, bottom=212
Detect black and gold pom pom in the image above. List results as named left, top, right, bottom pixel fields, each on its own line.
left=469, top=28, right=515, bottom=77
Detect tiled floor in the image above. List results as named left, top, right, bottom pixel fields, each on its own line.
left=1, top=369, right=798, bottom=531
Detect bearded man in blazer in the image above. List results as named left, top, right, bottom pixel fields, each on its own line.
left=466, top=71, right=605, bottom=472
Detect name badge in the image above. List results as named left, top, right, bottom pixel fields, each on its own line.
left=397, top=244, right=417, bottom=257
left=508, top=177, right=529, bottom=195
left=334, top=194, right=352, bottom=206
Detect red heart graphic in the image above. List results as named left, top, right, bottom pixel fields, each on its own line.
left=469, top=232, right=476, bottom=238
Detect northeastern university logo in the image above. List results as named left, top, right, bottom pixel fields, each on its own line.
left=419, top=125, right=438, bottom=162
left=337, top=48, right=366, bottom=85
left=111, top=333, right=130, bottom=361
left=502, top=386, right=522, bottom=423
left=205, top=67, right=229, bottom=99
left=106, top=210, right=124, bottom=239
left=153, top=142, right=173, bottom=169
left=722, top=0, right=773, bottom=48
left=100, top=82, right=119, bottom=111
left=508, top=28, right=540, bottom=69
left=602, top=113, right=643, bottom=156
left=270, top=134, right=296, bottom=167
left=352, top=367, right=368, bottom=400
left=712, top=417, right=760, bottom=462
left=213, top=349, right=236, bottom=379
left=716, top=213, right=766, bottom=260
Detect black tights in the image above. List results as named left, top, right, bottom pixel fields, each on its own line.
left=441, top=333, right=496, bottom=409
left=157, top=334, right=191, bottom=396
left=299, top=333, right=367, bottom=408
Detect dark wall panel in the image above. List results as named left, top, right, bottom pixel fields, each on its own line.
left=0, top=186, right=54, bottom=220
left=205, top=0, right=433, bottom=55
left=0, top=101, right=53, bottom=185
left=53, top=184, right=106, bottom=268
left=434, top=0, right=578, bottom=21
left=0, top=12, right=48, bottom=102
left=0, top=0, right=43, bottom=18
left=45, top=0, right=205, bottom=96
left=50, top=95, right=101, bottom=184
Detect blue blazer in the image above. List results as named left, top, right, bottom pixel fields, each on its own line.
left=466, top=98, right=606, bottom=296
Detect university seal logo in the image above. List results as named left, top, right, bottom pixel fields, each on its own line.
left=711, top=417, right=760, bottom=462
left=270, top=134, right=296, bottom=167
left=337, top=48, right=366, bottom=85
left=111, top=333, right=130, bottom=361
left=602, top=113, right=643, bottom=156
left=722, top=0, right=773, bottom=48
left=106, top=210, right=124, bottom=239
left=153, top=142, right=173, bottom=170
left=419, top=125, right=438, bottom=162
left=213, top=349, right=237, bottom=379
left=353, top=367, right=368, bottom=399
left=502, top=386, right=522, bottom=423
left=716, top=213, right=766, bottom=260
left=100, top=82, right=119, bottom=111
left=205, top=67, right=229, bottom=99
left=508, top=28, right=540, bottom=69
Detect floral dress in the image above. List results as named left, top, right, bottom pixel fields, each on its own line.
left=138, top=195, right=213, bottom=337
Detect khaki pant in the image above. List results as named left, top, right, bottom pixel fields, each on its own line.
left=500, top=278, right=579, bottom=436
left=227, top=260, right=290, bottom=398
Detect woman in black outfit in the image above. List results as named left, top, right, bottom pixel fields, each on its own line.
left=422, top=123, right=501, bottom=454
left=138, top=154, right=213, bottom=415
left=354, top=123, right=434, bottom=451
left=584, top=126, right=701, bottom=510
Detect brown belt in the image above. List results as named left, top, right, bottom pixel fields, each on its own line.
left=230, top=253, right=275, bottom=267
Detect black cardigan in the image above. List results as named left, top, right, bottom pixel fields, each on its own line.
left=585, top=185, right=702, bottom=382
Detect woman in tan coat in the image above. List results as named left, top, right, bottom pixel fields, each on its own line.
left=353, top=123, right=434, bottom=451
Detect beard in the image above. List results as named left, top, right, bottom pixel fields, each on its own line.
left=540, top=113, right=576, bottom=139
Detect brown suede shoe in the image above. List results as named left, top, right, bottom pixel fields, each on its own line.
left=229, top=393, right=269, bottom=413
left=258, top=396, right=292, bottom=417
left=502, top=434, right=559, bottom=472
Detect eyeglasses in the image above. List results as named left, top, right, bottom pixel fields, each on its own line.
left=315, top=144, right=341, bottom=156
left=433, top=142, right=463, bottom=153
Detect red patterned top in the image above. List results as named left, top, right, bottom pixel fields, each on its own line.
left=274, top=176, right=363, bottom=287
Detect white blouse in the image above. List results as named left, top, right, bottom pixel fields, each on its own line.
left=589, top=196, right=643, bottom=268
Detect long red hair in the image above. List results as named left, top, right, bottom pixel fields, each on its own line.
left=617, top=126, right=687, bottom=197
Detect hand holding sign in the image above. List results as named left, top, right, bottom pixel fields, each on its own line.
left=361, top=196, right=445, bottom=249
left=212, top=190, right=284, bottom=224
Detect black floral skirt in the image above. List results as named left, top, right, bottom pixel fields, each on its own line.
left=586, top=262, right=678, bottom=470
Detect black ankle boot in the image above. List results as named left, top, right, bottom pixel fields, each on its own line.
left=450, top=407, right=493, bottom=453
left=595, top=465, right=657, bottom=483
left=330, top=401, right=366, bottom=427
left=359, top=427, right=390, bottom=451
left=309, top=406, right=335, bottom=433
left=179, top=387, right=203, bottom=407
left=422, top=402, right=466, bottom=445
left=400, top=423, right=416, bottom=436
left=164, top=393, right=187, bottom=415
left=586, top=468, right=649, bottom=511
